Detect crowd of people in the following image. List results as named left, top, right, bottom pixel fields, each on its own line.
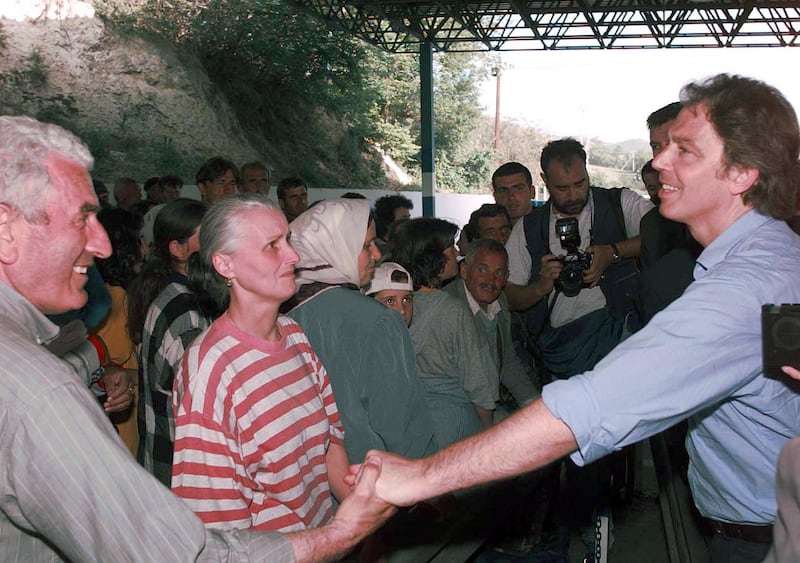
left=0, top=72, right=798, bottom=563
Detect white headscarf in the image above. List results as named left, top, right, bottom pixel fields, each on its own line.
left=290, top=198, right=371, bottom=288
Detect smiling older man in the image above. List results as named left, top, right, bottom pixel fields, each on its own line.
left=0, top=116, right=392, bottom=563
left=445, top=238, right=539, bottom=414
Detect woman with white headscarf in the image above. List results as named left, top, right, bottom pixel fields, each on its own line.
left=286, top=198, right=438, bottom=464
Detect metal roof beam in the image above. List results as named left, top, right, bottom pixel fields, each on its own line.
left=286, top=0, right=800, bottom=52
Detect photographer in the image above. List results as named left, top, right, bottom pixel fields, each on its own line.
left=505, top=138, right=652, bottom=380
left=503, top=138, right=652, bottom=558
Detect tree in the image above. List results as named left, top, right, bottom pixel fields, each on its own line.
left=97, top=0, right=491, bottom=191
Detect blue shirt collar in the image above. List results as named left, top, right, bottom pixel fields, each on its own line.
left=694, top=210, right=774, bottom=280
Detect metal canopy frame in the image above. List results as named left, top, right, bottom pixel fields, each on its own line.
left=283, top=0, right=800, bottom=215
left=286, top=1, right=800, bottom=53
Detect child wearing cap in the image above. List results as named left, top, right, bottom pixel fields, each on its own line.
left=365, top=262, right=414, bottom=326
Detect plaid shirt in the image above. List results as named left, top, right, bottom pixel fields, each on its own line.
left=137, top=279, right=210, bottom=487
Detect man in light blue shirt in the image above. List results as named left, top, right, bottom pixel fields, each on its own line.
left=364, top=74, right=800, bottom=563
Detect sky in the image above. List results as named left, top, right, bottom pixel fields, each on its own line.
left=478, top=47, right=800, bottom=144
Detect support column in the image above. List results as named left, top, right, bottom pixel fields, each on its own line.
left=420, top=41, right=435, bottom=217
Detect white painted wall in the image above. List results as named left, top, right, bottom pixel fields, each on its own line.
left=173, top=186, right=498, bottom=228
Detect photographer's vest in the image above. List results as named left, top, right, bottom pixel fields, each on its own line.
left=522, top=187, right=641, bottom=378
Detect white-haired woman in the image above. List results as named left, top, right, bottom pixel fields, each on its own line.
left=171, top=193, right=349, bottom=532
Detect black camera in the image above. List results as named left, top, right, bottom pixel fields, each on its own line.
left=553, top=218, right=592, bottom=298
left=762, top=304, right=800, bottom=377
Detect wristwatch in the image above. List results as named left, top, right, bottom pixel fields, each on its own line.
left=610, top=242, right=622, bottom=264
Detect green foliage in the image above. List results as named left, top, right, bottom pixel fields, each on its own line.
left=4, top=50, right=50, bottom=89
left=587, top=140, right=651, bottom=175
left=96, top=0, right=490, bottom=190
left=24, top=51, right=48, bottom=87
left=360, top=53, right=420, bottom=165
left=434, top=148, right=493, bottom=193
left=99, top=0, right=389, bottom=186
left=429, top=53, right=493, bottom=192
left=0, top=49, right=75, bottom=127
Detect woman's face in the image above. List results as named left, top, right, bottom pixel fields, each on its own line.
left=440, top=240, right=459, bottom=282
left=218, top=207, right=299, bottom=306
left=357, top=221, right=382, bottom=287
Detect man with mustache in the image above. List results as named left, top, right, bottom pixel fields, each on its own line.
left=502, top=137, right=652, bottom=558
left=446, top=237, right=539, bottom=416
left=445, top=237, right=545, bottom=556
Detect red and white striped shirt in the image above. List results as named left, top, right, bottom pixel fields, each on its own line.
left=171, top=313, right=344, bottom=532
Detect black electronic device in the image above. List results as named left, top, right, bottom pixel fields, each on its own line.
left=762, top=304, right=800, bottom=377
left=553, top=217, right=592, bottom=297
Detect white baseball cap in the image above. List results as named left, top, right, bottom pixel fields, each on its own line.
left=365, top=262, right=413, bottom=295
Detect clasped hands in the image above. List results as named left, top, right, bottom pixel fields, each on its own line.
left=343, top=452, right=427, bottom=513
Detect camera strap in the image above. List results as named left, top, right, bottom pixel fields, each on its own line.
left=530, top=287, right=562, bottom=344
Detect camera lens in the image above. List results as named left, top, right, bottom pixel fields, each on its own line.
left=558, top=264, right=584, bottom=297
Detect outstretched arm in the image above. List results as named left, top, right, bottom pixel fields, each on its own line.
left=356, top=398, right=577, bottom=507
left=289, top=456, right=396, bottom=563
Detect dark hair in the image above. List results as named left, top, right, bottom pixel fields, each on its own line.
left=540, top=138, right=587, bottom=179
left=92, top=179, right=108, bottom=196
left=157, top=175, right=182, bottom=190
left=374, top=194, right=414, bottom=239
left=640, top=159, right=657, bottom=181
left=195, top=156, right=239, bottom=185
left=277, top=177, right=307, bottom=200
left=342, top=192, right=367, bottom=200
left=463, top=237, right=508, bottom=266
left=151, top=199, right=207, bottom=265
left=492, top=162, right=532, bottom=190
left=646, top=102, right=682, bottom=130
left=143, top=176, right=160, bottom=193
left=187, top=253, right=229, bottom=319
left=126, top=198, right=207, bottom=344
left=680, top=74, right=800, bottom=220
left=128, top=199, right=156, bottom=218
left=96, top=208, right=143, bottom=289
left=464, top=203, right=511, bottom=243
left=393, top=217, right=458, bottom=290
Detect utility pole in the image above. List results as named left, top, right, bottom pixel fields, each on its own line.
left=492, top=67, right=502, bottom=155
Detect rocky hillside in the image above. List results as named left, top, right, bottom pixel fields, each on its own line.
left=0, top=1, right=265, bottom=183
left=0, top=1, right=412, bottom=187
